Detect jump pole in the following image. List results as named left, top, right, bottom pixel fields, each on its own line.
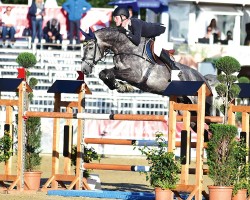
left=83, top=163, right=150, bottom=172
left=83, top=138, right=209, bottom=176
left=84, top=138, right=199, bottom=148
left=24, top=111, right=222, bottom=123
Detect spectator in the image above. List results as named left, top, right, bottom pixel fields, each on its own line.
left=0, top=19, right=3, bottom=37
left=197, top=26, right=212, bottom=44
left=128, top=6, right=133, bottom=18
left=1, top=6, right=16, bottom=48
left=128, top=6, right=137, bottom=18
left=208, top=18, right=221, bottom=43
left=62, top=0, right=91, bottom=49
left=221, top=30, right=233, bottom=45
left=244, top=23, right=250, bottom=46
left=204, top=26, right=212, bottom=39
left=43, top=18, right=62, bottom=49
left=22, top=23, right=32, bottom=37
left=28, top=0, right=45, bottom=47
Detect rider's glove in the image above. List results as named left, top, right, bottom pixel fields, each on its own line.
left=118, top=27, right=127, bottom=34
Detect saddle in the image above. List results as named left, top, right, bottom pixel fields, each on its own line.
left=145, top=39, right=175, bottom=65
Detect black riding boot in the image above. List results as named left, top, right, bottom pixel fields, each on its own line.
left=160, top=50, right=179, bottom=70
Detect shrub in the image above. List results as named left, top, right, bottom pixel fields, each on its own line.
left=0, top=131, right=12, bottom=163
left=25, top=117, right=42, bottom=172
left=71, top=145, right=100, bottom=178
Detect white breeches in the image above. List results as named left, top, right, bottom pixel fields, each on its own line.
left=154, top=32, right=166, bottom=57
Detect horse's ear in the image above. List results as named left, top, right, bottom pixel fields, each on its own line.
left=88, top=27, right=95, bottom=38
left=80, top=28, right=96, bottom=41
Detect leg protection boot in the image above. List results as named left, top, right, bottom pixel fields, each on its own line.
left=160, top=50, right=179, bottom=70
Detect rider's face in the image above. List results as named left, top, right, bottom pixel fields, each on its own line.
left=113, top=16, right=122, bottom=27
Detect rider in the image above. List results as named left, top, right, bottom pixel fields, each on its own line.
left=112, top=6, right=179, bottom=72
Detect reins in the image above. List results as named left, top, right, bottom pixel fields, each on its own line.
left=113, top=52, right=154, bottom=64
left=113, top=37, right=154, bottom=64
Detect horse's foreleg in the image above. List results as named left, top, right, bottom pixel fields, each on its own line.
left=99, top=69, right=117, bottom=90
left=99, top=68, right=134, bottom=93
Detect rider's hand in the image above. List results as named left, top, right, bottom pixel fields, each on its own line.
left=118, top=27, right=127, bottom=34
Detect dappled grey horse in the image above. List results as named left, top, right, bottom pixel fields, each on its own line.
left=81, top=27, right=214, bottom=112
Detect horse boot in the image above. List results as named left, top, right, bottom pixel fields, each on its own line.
left=160, top=50, right=181, bottom=81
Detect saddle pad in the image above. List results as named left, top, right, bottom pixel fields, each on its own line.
left=145, top=40, right=156, bottom=64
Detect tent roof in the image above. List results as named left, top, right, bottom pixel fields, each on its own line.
left=167, top=0, right=249, bottom=6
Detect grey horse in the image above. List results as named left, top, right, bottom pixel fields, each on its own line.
left=81, top=27, right=213, bottom=110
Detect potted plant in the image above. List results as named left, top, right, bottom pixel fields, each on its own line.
left=232, top=167, right=249, bottom=200
left=232, top=139, right=249, bottom=200
left=23, top=117, right=42, bottom=190
left=16, top=52, right=42, bottom=191
left=136, top=132, right=181, bottom=200
left=206, top=56, right=242, bottom=200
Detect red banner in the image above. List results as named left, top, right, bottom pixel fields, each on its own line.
left=84, top=120, right=200, bottom=141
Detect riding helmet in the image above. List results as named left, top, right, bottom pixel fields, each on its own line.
left=112, top=7, right=129, bottom=18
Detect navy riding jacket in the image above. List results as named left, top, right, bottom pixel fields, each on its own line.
left=126, top=18, right=166, bottom=46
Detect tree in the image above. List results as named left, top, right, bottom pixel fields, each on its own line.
left=214, top=56, right=241, bottom=124
left=2, top=0, right=27, bottom=4
left=16, top=52, right=42, bottom=172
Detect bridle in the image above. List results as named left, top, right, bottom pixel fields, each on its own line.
left=81, top=39, right=110, bottom=69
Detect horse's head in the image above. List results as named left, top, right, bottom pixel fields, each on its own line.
left=81, top=27, right=146, bottom=76
left=81, top=28, right=104, bottom=75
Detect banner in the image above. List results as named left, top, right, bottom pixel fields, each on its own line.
left=0, top=5, right=112, bottom=39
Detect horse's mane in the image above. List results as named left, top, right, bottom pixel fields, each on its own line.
left=94, top=26, right=147, bottom=45
left=94, top=27, right=119, bottom=33
left=94, top=27, right=132, bottom=43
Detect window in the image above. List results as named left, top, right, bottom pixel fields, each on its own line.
left=196, top=5, right=242, bottom=42
left=168, top=3, right=191, bottom=43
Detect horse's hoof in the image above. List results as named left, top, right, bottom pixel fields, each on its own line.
left=117, top=86, right=126, bottom=93
left=117, top=84, right=134, bottom=93
left=125, top=84, right=134, bottom=92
